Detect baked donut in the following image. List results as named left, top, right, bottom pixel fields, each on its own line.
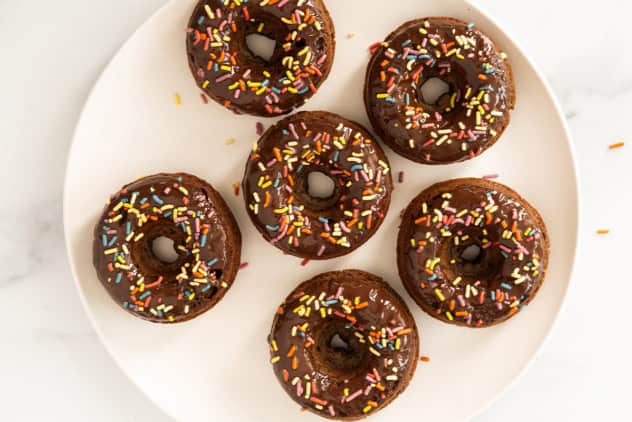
left=268, top=270, right=419, bottom=419
left=242, top=111, right=393, bottom=260
left=397, top=178, right=549, bottom=327
left=364, top=18, right=515, bottom=164
left=186, top=0, right=335, bottom=117
left=92, top=173, right=242, bottom=323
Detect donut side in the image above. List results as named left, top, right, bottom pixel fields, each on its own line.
left=269, top=270, right=419, bottom=420
left=397, top=178, right=549, bottom=327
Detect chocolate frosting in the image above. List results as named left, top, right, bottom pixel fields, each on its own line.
left=92, top=173, right=241, bottom=323
left=364, top=17, right=515, bottom=164
left=242, top=111, right=393, bottom=260
left=186, top=0, right=335, bottom=117
left=397, top=178, right=549, bottom=327
left=268, top=270, right=419, bottom=419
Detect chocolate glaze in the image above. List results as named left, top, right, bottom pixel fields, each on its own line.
left=364, top=17, right=515, bottom=164
left=397, top=178, right=549, bottom=327
left=242, top=111, right=393, bottom=260
left=92, top=173, right=241, bottom=323
left=269, top=270, right=419, bottom=420
left=186, top=0, right=335, bottom=117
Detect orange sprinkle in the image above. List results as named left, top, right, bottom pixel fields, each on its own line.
left=273, top=147, right=282, bottom=162
left=282, top=369, right=289, bottom=382
left=291, top=356, right=298, bottom=370
left=287, top=345, right=296, bottom=358
left=609, top=142, right=625, bottom=149
left=355, top=302, right=369, bottom=310
left=420, top=356, right=431, bottom=362
left=596, top=229, right=610, bottom=235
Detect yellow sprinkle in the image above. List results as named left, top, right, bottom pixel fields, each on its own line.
left=270, top=356, right=280, bottom=364
left=225, top=138, right=235, bottom=145
left=434, top=288, right=445, bottom=302
left=347, top=32, right=356, bottom=38
left=174, top=93, right=181, bottom=106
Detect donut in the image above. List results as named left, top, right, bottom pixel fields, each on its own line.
left=92, top=173, right=242, bottom=323
left=242, top=111, right=393, bottom=260
left=364, top=17, right=515, bottom=164
left=397, top=178, right=549, bottom=327
left=268, top=270, right=419, bottom=419
left=186, top=0, right=335, bottom=117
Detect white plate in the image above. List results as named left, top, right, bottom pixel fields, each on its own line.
left=63, top=0, right=579, bottom=420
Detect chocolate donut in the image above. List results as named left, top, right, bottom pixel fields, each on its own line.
left=242, top=111, right=393, bottom=260
left=397, top=178, right=549, bottom=327
left=186, top=0, right=335, bottom=117
left=92, top=173, right=241, bottom=323
left=364, top=18, right=515, bottom=164
left=268, top=270, right=419, bottom=419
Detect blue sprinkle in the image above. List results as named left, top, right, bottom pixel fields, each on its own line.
left=108, top=236, right=117, bottom=247
left=401, top=39, right=411, bottom=46
left=201, top=285, right=212, bottom=293
left=197, top=16, right=204, bottom=25
left=406, top=93, right=410, bottom=106
left=207, top=258, right=218, bottom=267
left=213, top=63, right=219, bottom=72
left=102, top=234, right=107, bottom=246
left=152, top=195, right=164, bottom=205
left=427, top=274, right=437, bottom=281
left=164, top=211, right=172, bottom=218
left=261, top=79, right=269, bottom=87
left=126, top=221, right=131, bottom=235
left=139, top=291, right=151, bottom=300
left=266, top=225, right=279, bottom=231
left=325, top=299, right=338, bottom=306
left=298, top=87, right=309, bottom=94
left=333, top=151, right=339, bottom=162
left=318, top=217, right=328, bottom=223
left=500, top=283, right=512, bottom=290
left=139, top=197, right=148, bottom=204
left=273, top=178, right=280, bottom=188
left=271, top=87, right=281, bottom=94
left=386, top=97, right=396, bottom=103
left=200, top=234, right=207, bottom=247
left=115, top=273, right=122, bottom=284
left=467, top=22, right=475, bottom=30
left=350, top=164, right=363, bottom=172
left=491, top=291, right=496, bottom=301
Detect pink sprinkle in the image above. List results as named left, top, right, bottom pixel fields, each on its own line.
left=200, top=93, right=208, bottom=104
left=482, top=174, right=499, bottom=180
left=256, top=122, right=265, bottom=135
left=317, top=245, right=326, bottom=256
left=398, top=171, right=404, bottom=183
left=300, top=258, right=310, bottom=266
left=239, top=262, right=249, bottom=270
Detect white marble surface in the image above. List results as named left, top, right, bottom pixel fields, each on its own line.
left=0, top=0, right=629, bottom=420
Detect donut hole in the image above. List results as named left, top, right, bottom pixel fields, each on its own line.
left=295, top=170, right=341, bottom=213
left=313, top=322, right=368, bottom=375
left=130, top=224, right=187, bottom=277
left=151, top=236, right=180, bottom=264
left=418, top=77, right=450, bottom=106
left=460, top=244, right=483, bottom=263
left=307, top=171, right=336, bottom=199
left=245, top=33, right=277, bottom=62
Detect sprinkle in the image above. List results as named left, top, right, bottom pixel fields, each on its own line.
left=482, top=173, right=499, bottom=180
left=420, top=356, right=431, bottom=362
left=609, top=141, right=625, bottom=149
left=174, top=92, right=181, bottom=106
left=398, top=171, right=404, bottom=183
left=239, top=262, right=249, bottom=270
left=200, top=93, right=208, bottom=104
left=233, top=183, right=240, bottom=196
left=347, top=32, right=356, bottom=39
left=225, top=138, right=236, bottom=145
left=300, top=258, right=310, bottom=266
left=596, top=229, right=610, bottom=235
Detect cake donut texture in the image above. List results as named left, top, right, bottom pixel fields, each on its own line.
left=397, top=178, right=549, bottom=327
left=364, top=17, right=515, bottom=164
left=92, top=173, right=242, bottom=323
left=242, top=111, right=393, bottom=260
left=186, top=0, right=335, bottom=117
left=268, top=270, right=419, bottom=419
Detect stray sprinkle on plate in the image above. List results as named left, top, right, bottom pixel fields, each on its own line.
left=596, top=229, right=610, bottom=235
left=420, top=356, right=431, bottom=362
left=347, top=32, right=356, bottom=39
left=233, top=183, right=240, bottom=196
left=225, top=138, right=235, bottom=145
left=398, top=171, right=404, bottom=183
left=200, top=93, right=208, bottom=104
left=300, top=258, right=310, bottom=266
left=174, top=92, right=182, bottom=106
left=239, top=262, right=249, bottom=270
left=482, top=174, right=499, bottom=180
left=609, top=141, right=625, bottom=150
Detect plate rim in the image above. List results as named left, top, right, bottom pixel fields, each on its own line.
left=62, top=0, right=581, bottom=420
